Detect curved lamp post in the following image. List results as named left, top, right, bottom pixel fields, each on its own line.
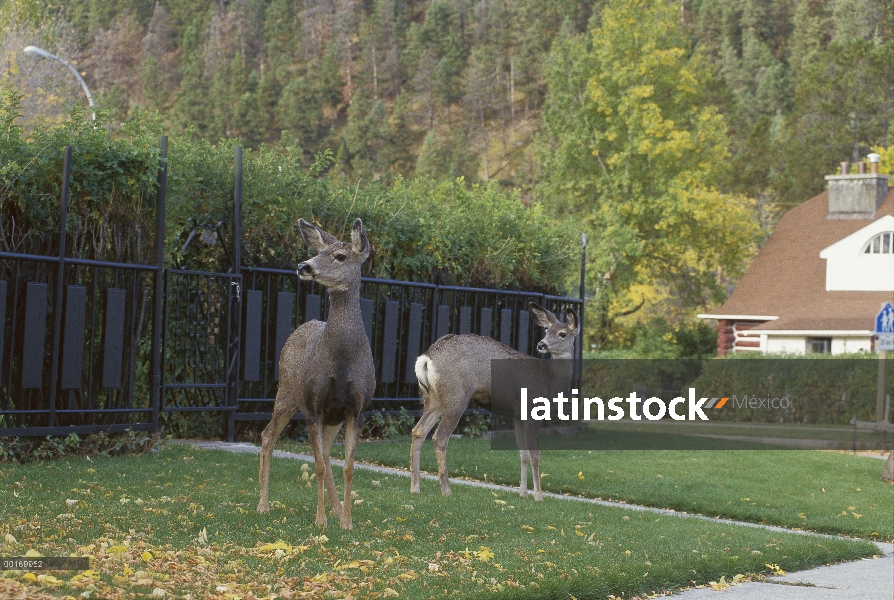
left=23, top=45, right=96, bottom=123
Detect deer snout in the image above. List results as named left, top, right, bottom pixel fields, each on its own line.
left=536, top=341, right=548, bottom=353
left=296, top=262, right=315, bottom=279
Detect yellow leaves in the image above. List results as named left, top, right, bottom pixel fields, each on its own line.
left=577, top=471, right=585, bottom=481
left=383, top=588, right=399, bottom=597
left=494, top=499, right=507, bottom=506
left=521, top=525, right=535, bottom=532
left=4, top=533, right=17, bottom=544
left=708, top=576, right=729, bottom=591
left=70, top=569, right=100, bottom=586
left=624, top=550, right=632, bottom=556
left=398, top=571, right=418, bottom=580
left=106, top=545, right=128, bottom=554
left=475, top=547, right=495, bottom=562
left=259, top=540, right=290, bottom=552
left=575, top=529, right=585, bottom=537
left=852, top=512, right=863, bottom=519
left=766, top=563, right=786, bottom=576
left=395, top=516, right=407, bottom=522
left=21, top=573, right=36, bottom=582
left=546, top=526, right=557, bottom=531
left=24, top=549, right=42, bottom=557
left=141, top=551, right=154, bottom=562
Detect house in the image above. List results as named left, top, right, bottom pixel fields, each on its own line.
left=698, top=155, right=893, bottom=356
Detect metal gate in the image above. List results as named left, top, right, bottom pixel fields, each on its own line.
left=160, top=270, right=241, bottom=432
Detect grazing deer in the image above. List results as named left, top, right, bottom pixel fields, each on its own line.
left=411, top=303, right=579, bottom=500
left=257, top=218, right=375, bottom=529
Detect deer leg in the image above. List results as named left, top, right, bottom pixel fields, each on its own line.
left=514, top=419, right=530, bottom=498
left=307, top=420, right=328, bottom=527
left=431, top=409, right=464, bottom=496
left=321, top=423, right=343, bottom=517
left=257, top=400, right=296, bottom=514
left=520, top=420, right=543, bottom=501
left=340, top=415, right=360, bottom=529
left=530, top=446, right=543, bottom=501
left=410, top=408, right=441, bottom=494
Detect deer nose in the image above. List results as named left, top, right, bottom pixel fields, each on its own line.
left=296, top=263, right=314, bottom=277
left=537, top=341, right=548, bottom=353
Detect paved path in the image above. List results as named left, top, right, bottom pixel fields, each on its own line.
left=175, top=440, right=894, bottom=599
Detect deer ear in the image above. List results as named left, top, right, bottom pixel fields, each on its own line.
left=529, top=302, right=558, bottom=328
left=565, top=309, right=579, bottom=334
left=299, top=218, right=338, bottom=252
left=351, top=218, right=370, bottom=260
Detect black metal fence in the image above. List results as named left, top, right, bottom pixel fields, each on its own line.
left=0, top=141, right=584, bottom=440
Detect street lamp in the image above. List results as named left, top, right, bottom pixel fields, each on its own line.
left=23, top=45, right=96, bottom=123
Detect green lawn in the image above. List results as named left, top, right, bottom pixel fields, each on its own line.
left=0, top=443, right=880, bottom=599
left=276, top=437, right=894, bottom=542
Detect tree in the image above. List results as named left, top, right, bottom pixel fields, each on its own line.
left=538, top=0, right=760, bottom=346
left=415, top=127, right=478, bottom=184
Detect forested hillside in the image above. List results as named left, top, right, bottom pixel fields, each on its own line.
left=1, top=0, right=892, bottom=351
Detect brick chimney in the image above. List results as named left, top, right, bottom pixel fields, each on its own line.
left=824, top=154, right=889, bottom=219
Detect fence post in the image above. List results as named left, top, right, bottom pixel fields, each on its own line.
left=151, top=137, right=168, bottom=433
left=48, top=146, right=72, bottom=426
left=577, top=233, right=587, bottom=381
left=228, top=146, right=244, bottom=442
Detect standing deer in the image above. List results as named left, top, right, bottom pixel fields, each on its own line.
left=411, top=303, right=579, bottom=500
left=257, top=218, right=375, bottom=529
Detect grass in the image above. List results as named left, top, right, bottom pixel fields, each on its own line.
left=0, top=442, right=881, bottom=599
left=275, top=437, right=894, bottom=542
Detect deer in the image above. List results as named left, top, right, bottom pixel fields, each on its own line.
left=410, top=303, right=579, bottom=501
left=257, top=218, right=375, bottom=530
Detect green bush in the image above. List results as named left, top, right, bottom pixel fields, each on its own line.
left=0, top=429, right=162, bottom=463
left=1, top=91, right=575, bottom=293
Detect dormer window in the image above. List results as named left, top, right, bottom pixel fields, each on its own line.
left=863, top=232, right=893, bottom=254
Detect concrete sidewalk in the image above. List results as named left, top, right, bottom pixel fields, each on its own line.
left=176, top=440, right=894, bottom=599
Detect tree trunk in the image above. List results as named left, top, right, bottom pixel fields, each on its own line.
left=884, top=450, right=894, bottom=483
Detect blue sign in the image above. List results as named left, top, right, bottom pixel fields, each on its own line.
left=876, top=302, right=894, bottom=333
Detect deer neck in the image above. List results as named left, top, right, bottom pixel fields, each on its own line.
left=547, top=350, right=575, bottom=384
left=324, top=281, right=364, bottom=341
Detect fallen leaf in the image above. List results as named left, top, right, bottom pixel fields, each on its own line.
left=709, top=576, right=729, bottom=591
left=475, top=547, right=494, bottom=562
left=383, top=588, right=399, bottom=597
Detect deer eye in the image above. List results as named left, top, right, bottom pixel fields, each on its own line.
left=559, top=332, right=567, bottom=339
left=334, top=254, right=347, bottom=262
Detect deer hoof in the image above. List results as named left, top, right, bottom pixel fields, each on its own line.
left=340, top=516, right=353, bottom=529
left=315, top=514, right=327, bottom=527
left=534, top=493, right=543, bottom=501
left=257, top=502, right=269, bottom=514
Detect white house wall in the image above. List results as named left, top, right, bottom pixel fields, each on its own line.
left=831, top=337, right=872, bottom=354
left=765, top=336, right=806, bottom=354
left=820, top=215, right=894, bottom=291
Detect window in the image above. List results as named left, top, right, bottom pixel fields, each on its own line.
left=863, top=232, right=893, bottom=254
left=808, top=337, right=831, bottom=354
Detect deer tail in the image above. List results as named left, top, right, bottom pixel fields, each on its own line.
left=415, top=354, right=434, bottom=393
